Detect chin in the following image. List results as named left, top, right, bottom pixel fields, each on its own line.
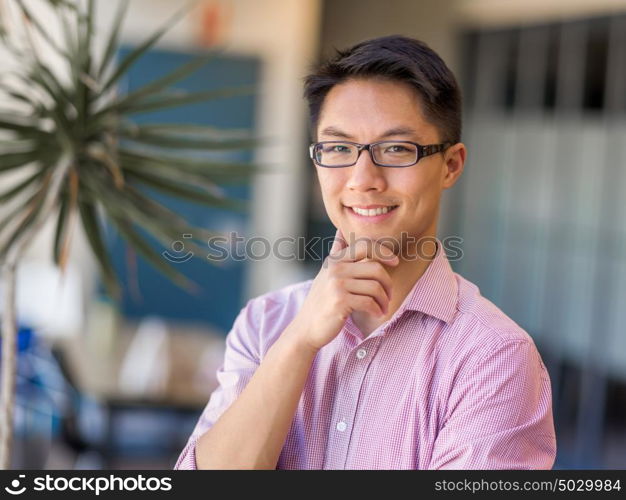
left=346, top=226, right=400, bottom=247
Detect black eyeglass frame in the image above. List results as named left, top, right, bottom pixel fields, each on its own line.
left=309, top=140, right=452, bottom=168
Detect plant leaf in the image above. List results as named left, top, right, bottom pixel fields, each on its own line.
left=85, top=0, right=95, bottom=60
left=77, top=198, right=121, bottom=299
left=30, top=59, right=76, bottom=115
left=15, top=0, right=71, bottom=59
left=0, top=168, right=46, bottom=203
left=119, top=153, right=227, bottom=197
left=118, top=126, right=258, bottom=151
left=27, top=71, right=73, bottom=136
left=0, top=115, right=41, bottom=133
left=124, top=122, right=251, bottom=137
left=48, top=0, right=78, bottom=10
left=97, top=0, right=129, bottom=80
left=124, top=168, right=249, bottom=213
left=59, top=4, right=78, bottom=62
left=0, top=186, right=40, bottom=237
left=100, top=2, right=194, bottom=94
left=0, top=82, right=34, bottom=107
left=92, top=85, right=255, bottom=124
left=117, top=148, right=264, bottom=181
left=74, top=0, right=95, bottom=126
left=80, top=170, right=214, bottom=250
left=110, top=217, right=199, bottom=293
left=121, top=86, right=256, bottom=115
left=86, top=143, right=124, bottom=188
left=53, top=191, right=70, bottom=266
left=53, top=169, right=78, bottom=269
left=0, top=151, right=40, bottom=171
left=113, top=52, right=218, bottom=107
left=0, top=138, right=37, bottom=153
left=0, top=175, right=49, bottom=257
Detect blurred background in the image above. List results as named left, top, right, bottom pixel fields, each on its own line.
left=0, top=0, right=625, bottom=469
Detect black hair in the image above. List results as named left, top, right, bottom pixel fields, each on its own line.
left=303, top=35, right=462, bottom=144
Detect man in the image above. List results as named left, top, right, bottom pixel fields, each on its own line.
left=174, top=35, right=556, bottom=469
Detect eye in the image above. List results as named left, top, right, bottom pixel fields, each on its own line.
left=385, top=144, right=410, bottom=153
left=328, top=144, right=351, bottom=153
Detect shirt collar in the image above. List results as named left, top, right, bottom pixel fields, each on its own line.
left=397, top=237, right=459, bottom=324
left=344, top=237, right=459, bottom=340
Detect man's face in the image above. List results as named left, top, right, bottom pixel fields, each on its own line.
left=314, top=77, right=465, bottom=255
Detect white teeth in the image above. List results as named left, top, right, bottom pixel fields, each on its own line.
left=351, top=206, right=396, bottom=216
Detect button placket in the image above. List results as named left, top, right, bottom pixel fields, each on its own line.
left=323, top=338, right=382, bottom=469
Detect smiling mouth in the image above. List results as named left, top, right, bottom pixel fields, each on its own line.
left=345, top=205, right=399, bottom=217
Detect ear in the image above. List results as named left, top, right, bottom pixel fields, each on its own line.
left=441, top=142, right=466, bottom=190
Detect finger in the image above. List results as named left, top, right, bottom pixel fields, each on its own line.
left=346, top=260, right=393, bottom=301
left=349, top=294, right=385, bottom=317
left=329, top=227, right=348, bottom=256
left=344, top=278, right=389, bottom=314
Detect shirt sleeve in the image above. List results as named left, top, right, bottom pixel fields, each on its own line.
left=173, top=298, right=262, bottom=469
left=428, top=338, right=557, bottom=470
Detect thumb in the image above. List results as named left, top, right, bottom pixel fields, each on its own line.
left=329, top=227, right=347, bottom=256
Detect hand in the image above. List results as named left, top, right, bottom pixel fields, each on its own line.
left=290, top=228, right=399, bottom=352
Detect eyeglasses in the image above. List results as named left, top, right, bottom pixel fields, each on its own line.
left=309, top=140, right=452, bottom=168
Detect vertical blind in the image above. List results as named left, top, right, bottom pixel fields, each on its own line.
left=455, top=14, right=626, bottom=466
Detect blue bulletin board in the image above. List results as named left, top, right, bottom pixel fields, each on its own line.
left=106, top=47, right=259, bottom=334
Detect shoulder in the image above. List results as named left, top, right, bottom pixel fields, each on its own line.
left=251, top=278, right=314, bottom=306
left=238, top=278, right=314, bottom=356
left=448, top=273, right=545, bottom=368
left=245, top=278, right=313, bottom=317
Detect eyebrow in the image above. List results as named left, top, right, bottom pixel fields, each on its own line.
left=319, top=126, right=422, bottom=141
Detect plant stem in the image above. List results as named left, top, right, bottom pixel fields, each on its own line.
left=0, top=154, right=72, bottom=469
left=0, top=259, right=17, bottom=469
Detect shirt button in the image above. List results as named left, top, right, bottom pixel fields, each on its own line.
left=356, top=348, right=367, bottom=359
left=336, top=421, right=347, bottom=432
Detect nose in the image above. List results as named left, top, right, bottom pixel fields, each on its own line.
left=345, top=147, right=388, bottom=192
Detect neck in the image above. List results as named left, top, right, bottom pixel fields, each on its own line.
left=383, top=237, right=438, bottom=319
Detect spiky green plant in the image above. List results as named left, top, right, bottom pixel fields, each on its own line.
left=0, top=0, right=260, bottom=468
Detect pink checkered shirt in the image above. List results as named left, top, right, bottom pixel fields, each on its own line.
left=174, top=238, right=556, bottom=469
